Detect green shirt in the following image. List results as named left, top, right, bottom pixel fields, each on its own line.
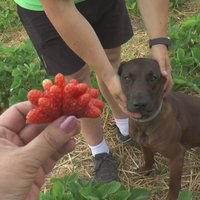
left=14, top=0, right=86, bottom=11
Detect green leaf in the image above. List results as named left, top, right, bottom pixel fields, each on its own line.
left=8, top=95, right=21, bottom=106
left=193, top=76, right=200, bottom=86
left=177, top=48, right=185, bottom=61
left=178, top=189, right=192, bottom=200
left=97, top=181, right=122, bottom=198
left=51, top=179, right=65, bottom=198
left=111, top=190, right=131, bottom=200
left=67, top=182, right=82, bottom=199
left=39, top=193, right=53, bottom=200
left=191, top=48, right=200, bottom=63
left=18, top=88, right=28, bottom=99
left=64, top=173, right=79, bottom=184
left=181, top=57, right=194, bottom=67
left=182, top=19, right=198, bottom=29
left=129, top=188, right=151, bottom=200
left=10, top=76, right=22, bottom=91
left=80, top=187, right=101, bottom=200
left=62, top=192, right=75, bottom=200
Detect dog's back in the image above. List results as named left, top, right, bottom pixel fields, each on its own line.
left=169, top=92, right=200, bottom=148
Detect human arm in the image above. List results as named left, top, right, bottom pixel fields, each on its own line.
left=0, top=101, right=80, bottom=200
left=40, top=0, right=127, bottom=110
left=137, top=0, right=173, bottom=95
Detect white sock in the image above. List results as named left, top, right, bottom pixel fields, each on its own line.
left=114, top=118, right=129, bottom=136
left=88, top=138, right=109, bottom=156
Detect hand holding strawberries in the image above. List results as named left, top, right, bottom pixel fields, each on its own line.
left=0, top=101, right=80, bottom=200
left=27, top=73, right=104, bottom=124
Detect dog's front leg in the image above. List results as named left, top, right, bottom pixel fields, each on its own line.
left=166, top=144, right=186, bottom=200
left=137, top=146, right=154, bottom=176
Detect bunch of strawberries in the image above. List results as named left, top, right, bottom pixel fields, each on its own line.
left=26, top=73, right=104, bottom=124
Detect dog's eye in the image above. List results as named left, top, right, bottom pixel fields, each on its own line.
left=150, top=74, right=158, bottom=82
left=123, top=76, right=130, bottom=81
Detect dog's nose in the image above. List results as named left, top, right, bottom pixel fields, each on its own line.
left=132, top=99, right=148, bottom=110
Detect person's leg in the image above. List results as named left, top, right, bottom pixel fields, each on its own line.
left=64, top=66, right=119, bottom=183
left=64, top=66, right=104, bottom=147
left=92, top=0, right=134, bottom=143
left=96, top=47, right=132, bottom=143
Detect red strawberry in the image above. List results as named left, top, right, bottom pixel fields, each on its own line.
left=88, top=88, right=99, bottom=98
left=64, top=83, right=79, bottom=97
left=27, top=90, right=44, bottom=106
left=49, top=85, right=63, bottom=104
left=54, top=73, right=66, bottom=89
left=89, top=98, right=104, bottom=110
left=69, top=79, right=78, bottom=85
left=62, top=95, right=78, bottom=115
left=42, top=79, right=53, bottom=91
left=85, top=106, right=101, bottom=118
left=78, top=93, right=90, bottom=107
left=76, top=83, right=88, bottom=96
left=26, top=74, right=104, bottom=124
left=26, top=107, right=54, bottom=124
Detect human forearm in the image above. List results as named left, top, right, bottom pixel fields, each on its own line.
left=137, top=0, right=172, bottom=95
left=137, top=0, right=169, bottom=39
left=40, top=0, right=114, bottom=81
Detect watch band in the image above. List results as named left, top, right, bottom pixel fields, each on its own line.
left=149, top=37, right=171, bottom=49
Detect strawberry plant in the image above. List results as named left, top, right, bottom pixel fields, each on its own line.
left=126, top=0, right=187, bottom=15
left=39, top=173, right=192, bottom=200
left=169, top=13, right=200, bottom=93
left=178, top=189, right=192, bottom=200
left=10, top=63, right=49, bottom=106
left=0, top=40, right=49, bottom=111
left=0, top=0, right=21, bottom=32
left=39, top=173, right=151, bottom=200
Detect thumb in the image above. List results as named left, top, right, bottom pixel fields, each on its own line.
left=24, top=116, right=79, bottom=166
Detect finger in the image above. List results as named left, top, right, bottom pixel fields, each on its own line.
left=0, top=101, right=33, bottom=133
left=23, top=116, right=80, bottom=167
left=162, top=62, right=173, bottom=96
left=43, top=139, right=76, bottom=174
left=163, top=75, right=173, bottom=97
left=19, top=124, right=47, bottom=145
left=157, top=59, right=172, bottom=96
left=0, top=127, right=24, bottom=146
left=158, top=59, right=168, bottom=78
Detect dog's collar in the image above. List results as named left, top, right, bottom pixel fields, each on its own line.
left=130, top=100, right=163, bottom=123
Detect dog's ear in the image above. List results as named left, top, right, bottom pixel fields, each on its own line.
left=118, top=61, right=126, bottom=76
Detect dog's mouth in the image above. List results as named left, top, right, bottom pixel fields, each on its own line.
left=129, top=101, right=163, bottom=123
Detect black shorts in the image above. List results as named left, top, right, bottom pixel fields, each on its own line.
left=17, top=0, right=133, bottom=75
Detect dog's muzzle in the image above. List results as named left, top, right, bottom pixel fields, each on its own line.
left=130, top=100, right=163, bottom=123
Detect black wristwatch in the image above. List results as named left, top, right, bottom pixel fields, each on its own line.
left=149, top=37, right=171, bottom=49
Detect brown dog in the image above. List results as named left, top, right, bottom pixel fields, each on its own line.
left=118, top=58, right=200, bottom=200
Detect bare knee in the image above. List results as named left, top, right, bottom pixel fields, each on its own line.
left=64, top=65, right=91, bottom=85
left=105, top=47, right=121, bottom=72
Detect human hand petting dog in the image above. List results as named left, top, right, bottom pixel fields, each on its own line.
left=0, top=101, right=80, bottom=200
left=151, top=44, right=173, bottom=96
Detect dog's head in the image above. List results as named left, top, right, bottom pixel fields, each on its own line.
left=118, top=58, right=166, bottom=121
